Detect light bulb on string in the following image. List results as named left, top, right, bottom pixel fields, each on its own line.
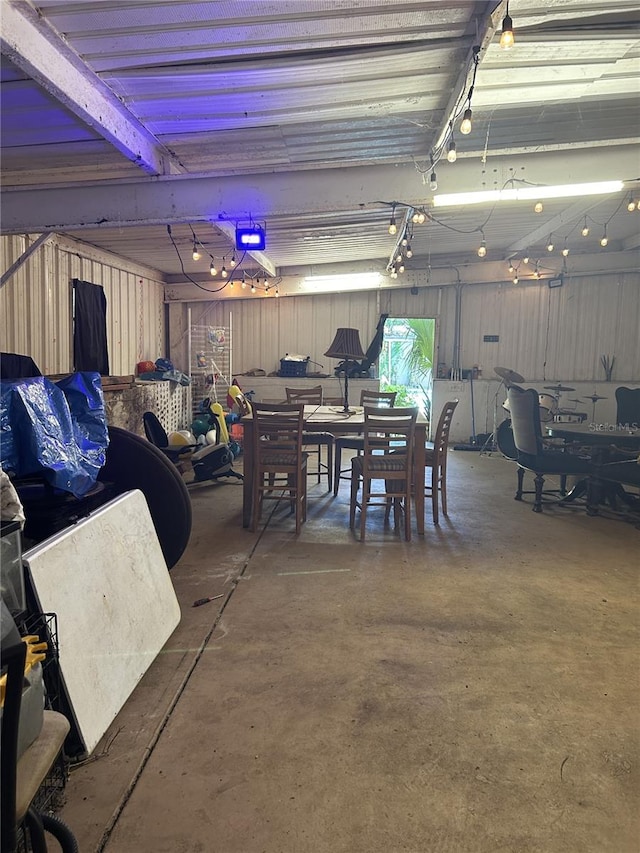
left=508, top=262, right=515, bottom=273
left=250, top=283, right=256, bottom=294
left=447, top=137, right=457, bottom=163
left=499, top=2, right=514, bottom=49
left=396, top=252, right=403, bottom=263
left=209, top=259, right=217, bottom=276
left=581, top=220, right=590, bottom=237
left=221, top=265, right=228, bottom=278
left=398, top=263, right=405, bottom=273
left=406, top=244, right=413, bottom=258
left=523, top=255, right=530, bottom=265
left=429, top=171, right=438, bottom=191
left=534, top=201, right=543, bottom=214
left=477, top=234, right=487, bottom=258
left=230, top=253, right=237, bottom=267
left=228, top=279, right=234, bottom=288
left=547, top=236, right=554, bottom=252
left=416, top=211, right=426, bottom=224
left=513, top=274, right=519, bottom=284
left=401, top=235, right=408, bottom=247
left=192, top=241, right=201, bottom=261
left=388, top=207, right=397, bottom=235
left=460, top=107, right=472, bottom=135
left=241, top=276, right=247, bottom=289
left=600, top=227, right=608, bottom=247
left=627, top=198, right=637, bottom=212
left=562, top=241, right=570, bottom=257
left=275, top=288, right=280, bottom=297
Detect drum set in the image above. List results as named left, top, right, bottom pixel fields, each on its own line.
left=493, top=366, right=595, bottom=459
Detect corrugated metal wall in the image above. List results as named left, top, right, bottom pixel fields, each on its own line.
left=2, top=232, right=638, bottom=390
left=455, top=272, right=640, bottom=382
left=176, top=272, right=640, bottom=385
left=185, top=292, right=382, bottom=377
left=0, top=234, right=165, bottom=375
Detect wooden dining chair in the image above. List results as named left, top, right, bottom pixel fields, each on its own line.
left=285, top=386, right=334, bottom=492
left=424, top=400, right=458, bottom=524
left=349, top=406, right=417, bottom=541
left=333, top=390, right=397, bottom=495
left=250, top=402, right=308, bottom=533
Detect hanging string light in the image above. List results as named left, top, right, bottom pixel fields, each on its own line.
left=221, top=264, right=228, bottom=278
left=562, top=239, right=570, bottom=257
left=499, top=1, right=515, bottom=49
left=388, top=205, right=397, bottom=235
left=534, top=201, right=543, bottom=214
left=209, top=257, right=217, bottom=276
left=627, top=197, right=637, bottom=212
left=546, top=235, right=554, bottom=252
left=581, top=218, right=590, bottom=237
left=447, top=125, right=457, bottom=163
left=459, top=45, right=479, bottom=136
left=477, top=231, right=487, bottom=257
left=600, top=226, right=608, bottom=247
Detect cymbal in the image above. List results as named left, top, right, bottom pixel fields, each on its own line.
left=543, top=384, right=575, bottom=392
left=495, top=366, right=524, bottom=384
left=584, top=394, right=607, bottom=402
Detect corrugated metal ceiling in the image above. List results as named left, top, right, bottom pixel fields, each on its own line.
left=1, top=0, right=638, bottom=287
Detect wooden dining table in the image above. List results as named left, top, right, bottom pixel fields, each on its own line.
left=241, top=404, right=429, bottom=533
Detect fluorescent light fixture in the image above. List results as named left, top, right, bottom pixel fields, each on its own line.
left=301, top=272, right=382, bottom=293
left=235, top=225, right=266, bottom=250
left=433, top=181, right=624, bottom=208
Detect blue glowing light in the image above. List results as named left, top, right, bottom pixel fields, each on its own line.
left=236, top=226, right=266, bottom=251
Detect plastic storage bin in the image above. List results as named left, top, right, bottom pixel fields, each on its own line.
left=279, top=357, right=309, bottom=377
left=0, top=520, right=25, bottom=616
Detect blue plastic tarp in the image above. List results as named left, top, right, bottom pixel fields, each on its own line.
left=0, top=372, right=109, bottom=497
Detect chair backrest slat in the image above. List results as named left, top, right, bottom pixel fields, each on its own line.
left=252, top=402, right=305, bottom=457
left=362, top=406, right=418, bottom=460
left=433, top=400, right=458, bottom=453
left=285, top=386, right=323, bottom=405
left=360, top=390, right=397, bottom=407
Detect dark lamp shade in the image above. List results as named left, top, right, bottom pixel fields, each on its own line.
left=324, top=328, right=366, bottom=360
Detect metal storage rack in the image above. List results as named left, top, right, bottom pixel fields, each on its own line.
left=189, top=323, right=233, bottom=418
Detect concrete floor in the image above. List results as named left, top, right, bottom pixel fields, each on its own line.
left=60, top=451, right=639, bottom=853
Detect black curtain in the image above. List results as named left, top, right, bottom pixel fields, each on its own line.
left=73, top=279, right=109, bottom=375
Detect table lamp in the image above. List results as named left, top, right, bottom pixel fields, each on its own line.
left=324, top=328, right=366, bottom=413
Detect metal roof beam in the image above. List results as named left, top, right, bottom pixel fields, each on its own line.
left=1, top=1, right=185, bottom=177
left=2, top=146, right=638, bottom=235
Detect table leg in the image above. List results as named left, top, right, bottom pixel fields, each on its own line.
left=242, top=420, right=254, bottom=528
left=414, top=427, right=426, bottom=535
